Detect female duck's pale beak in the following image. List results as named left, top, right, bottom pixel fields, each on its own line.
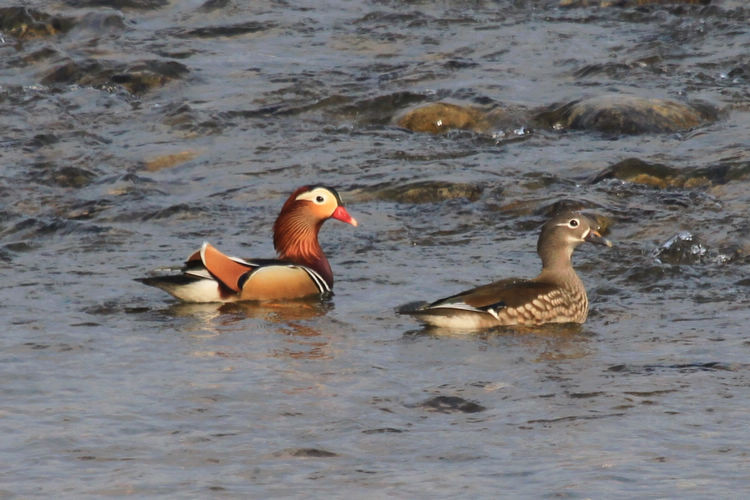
left=332, top=206, right=358, bottom=227
left=585, top=229, right=613, bottom=247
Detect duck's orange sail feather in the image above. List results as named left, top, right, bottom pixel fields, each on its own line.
left=200, top=242, right=253, bottom=292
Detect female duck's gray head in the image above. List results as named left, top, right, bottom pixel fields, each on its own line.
left=537, top=211, right=612, bottom=269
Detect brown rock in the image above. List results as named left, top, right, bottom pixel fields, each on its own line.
left=143, top=151, right=200, bottom=172
left=0, top=7, right=75, bottom=39
left=591, top=158, right=720, bottom=188
left=395, top=102, right=490, bottom=134
left=534, top=95, right=717, bottom=134
left=352, top=180, right=484, bottom=204
left=560, top=0, right=709, bottom=6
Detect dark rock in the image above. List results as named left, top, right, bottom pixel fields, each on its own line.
left=110, top=60, right=190, bottom=94
left=534, top=95, right=717, bottom=135
left=41, top=59, right=189, bottom=94
left=0, top=7, right=75, bottom=39
left=172, top=21, right=274, bottom=39
left=339, top=92, right=424, bottom=127
left=198, top=0, right=231, bottom=12
left=74, top=12, right=127, bottom=32
left=653, top=232, right=708, bottom=265
left=560, top=0, right=710, bottom=6
left=353, top=180, right=484, bottom=204
left=418, top=395, right=486, bottom=413
left=288, top=448, right=338, bottom=458
left=30, top=163, right=97, bottom=188
left=591, top=158, right=750, bottom=188
left=62, top=0, right=169, bottom=10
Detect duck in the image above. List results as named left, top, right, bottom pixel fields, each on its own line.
left=138, top=185, right=358, bottom=302
left=402, top=210, right=612, bottom=329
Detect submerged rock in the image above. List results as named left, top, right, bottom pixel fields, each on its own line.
left=534, top=95, right=717, bottom=134
left=352, top=180, right=484, bottom=204
left=591, top=158, right=750, bottom=188
left=273, top=448, right=338, bottom=458
left=170, top=21, right=274, bottom=39
left=561, top=0, right=709, bottom=6
left=328, top=92, right=422, bottom=126
left=62, top=0, right=169, bottom=9
left=395, top=102, right=491, bottom=134
left=29, top=162, right=97, bottom=188
left=653, top=232, right=708, bottom=265
left=653, top=232, right=741, bottom=266
left=394, top=101, right=532, bottom=139
left=417, top=396, right=486, bottom=414
left=0, top=7, right=75, bottom=40
left=41, top=59, right=189, bottom=94
left=591, top=158, right=707, bottom=188
left=198, top=0, right=232, bottom=12
left=109, top=60, right=189, bottom=94
left=143, top=151, right=200, bottom=172
left=394, top=95, right=717, bottom=136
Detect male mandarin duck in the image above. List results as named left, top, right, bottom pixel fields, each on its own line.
left=403, top=210, right=612, bottom=329
left=138, top=186, right=357, bottom=302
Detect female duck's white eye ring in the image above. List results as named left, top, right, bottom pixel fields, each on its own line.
left=568, top=218, right=579, bottom=228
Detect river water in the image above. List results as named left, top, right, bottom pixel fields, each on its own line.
left=1, top=0, right=749, bottom=497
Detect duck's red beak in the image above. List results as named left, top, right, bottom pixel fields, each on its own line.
left=332, top=206, right=358, bottom=227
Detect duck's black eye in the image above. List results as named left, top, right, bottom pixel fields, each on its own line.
left=569, top=219, right=579, bottom=228
left=315, top=195, right=325, bottom=203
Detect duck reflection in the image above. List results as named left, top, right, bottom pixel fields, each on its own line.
left=218, top=299, right=332, bottom=323
left=165, top=297, right=331, bottom=322
left=404, top=322, right=593, bottom=362
left=164, top=299, right=334, bottom=360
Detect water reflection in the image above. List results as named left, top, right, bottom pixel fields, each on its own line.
left=403, top=322, right=593, bottom=362
left=164, top=298, right=331, bottom=323
left=163, top=299, right=334, bottom=360
left=218, top=300, right=333, bottom=323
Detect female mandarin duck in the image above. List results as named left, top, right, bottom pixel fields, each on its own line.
left=403, top=210, right=612, bottom=329
left=139, top=186, right=357, bottom=302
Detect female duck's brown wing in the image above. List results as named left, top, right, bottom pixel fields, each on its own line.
left=421, top=278, right=558, bottom=315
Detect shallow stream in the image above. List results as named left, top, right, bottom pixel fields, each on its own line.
left=1, top=1, right=749, bottom=497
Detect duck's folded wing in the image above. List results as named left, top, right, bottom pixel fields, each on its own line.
left=422, top=278, right=558, bottom=315
left=198, top=242, right=256, bottom=292
left=139, top=243, right=328, bottom=303
left=196, top=242, right=330, bottom=299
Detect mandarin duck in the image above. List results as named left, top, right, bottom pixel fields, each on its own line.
left=138, top=186, right=357, bottom=302
left=403, top=210, right=612, bottom=329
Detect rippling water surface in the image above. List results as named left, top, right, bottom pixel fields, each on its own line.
left=2, top=0, right=749, bottom=497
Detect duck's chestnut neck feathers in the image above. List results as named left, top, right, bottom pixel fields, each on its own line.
left=272, top=186, right=335, bottom=287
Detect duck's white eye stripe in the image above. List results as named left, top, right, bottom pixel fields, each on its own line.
left=296, top=188, right=332, bottom=202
